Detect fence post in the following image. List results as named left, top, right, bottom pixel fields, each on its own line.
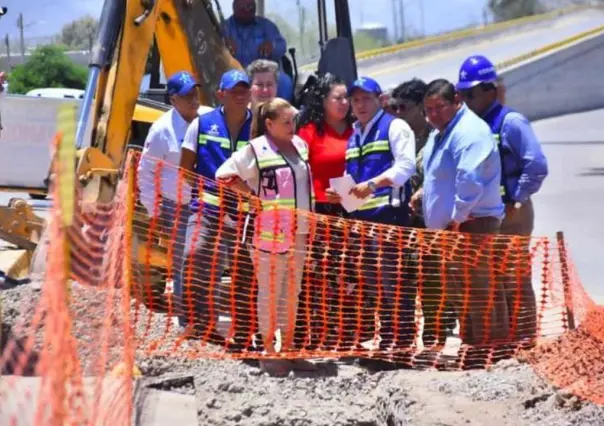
left=556, top=231, right=576, bottom=331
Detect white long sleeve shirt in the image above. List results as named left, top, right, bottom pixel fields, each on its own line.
left=137, top=108, right=193, bottom=216
left=351, top=111, right=416, bottom=205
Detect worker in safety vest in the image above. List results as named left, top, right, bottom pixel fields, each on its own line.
left=457, top=55, right=548, bottom=342
left=326, top=76, right=417, bottom=352
left=137, top=70, right=200, bottom=326
left=179, top=69, right=256, bottom=347
left=216, top=98, right=315, bottom=376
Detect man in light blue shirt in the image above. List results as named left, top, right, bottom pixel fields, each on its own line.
left=457, top=55, right=548, bottom=342
left=419, top=80, right=504, bottom=231
left=413, top=79, right=509, bottom=348
left=221, top=0, right=294, bottom=102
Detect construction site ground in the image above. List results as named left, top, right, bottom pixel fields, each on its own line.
left=1, top=110, right=603, bottom=425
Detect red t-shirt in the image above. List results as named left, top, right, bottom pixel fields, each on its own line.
left=297, top=122, right=353, bottom=203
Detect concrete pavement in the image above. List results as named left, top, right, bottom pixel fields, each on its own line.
left=358, top=8, right=604, bottom=88
left=531, top=109, right=604, bottom=304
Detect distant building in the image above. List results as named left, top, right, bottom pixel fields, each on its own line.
left=355, top=23, right=389, bottom=47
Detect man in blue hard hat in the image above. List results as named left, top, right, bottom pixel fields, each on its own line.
left=456, top=55, right=548, bottom=343
left=326, top=76, right=418, bottom=354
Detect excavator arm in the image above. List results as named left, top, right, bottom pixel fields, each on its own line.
left=76, top=0, right=241, bottom=205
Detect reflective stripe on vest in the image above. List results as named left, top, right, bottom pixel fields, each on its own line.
left=493, top=133, right=507, bottom=197
left=193, top=107, right=252, bottom=213
left=250, top=135, right=314, bottom=253
left=198, top=134, right=248, bottom=151
left=346, top=111, right=401, bottom=219
left=483, top=103, right=516, bottom=203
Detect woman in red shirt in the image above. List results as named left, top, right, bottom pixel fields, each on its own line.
left=295, top=74, right=356, bottom=351
left=297, top=74, right=353, bottom=217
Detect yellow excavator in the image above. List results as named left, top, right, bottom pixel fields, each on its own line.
left=0, top=0, right=358, bottom=306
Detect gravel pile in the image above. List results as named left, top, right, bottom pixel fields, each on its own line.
left=2, top=281, right=604, bottom=425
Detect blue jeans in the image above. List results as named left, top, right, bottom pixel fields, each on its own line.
left=159, top=198, right=191, bottom=326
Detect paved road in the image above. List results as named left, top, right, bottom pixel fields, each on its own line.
left=531, top=109, right=604, bottom=305
left=359, top=8, right=604, bottom=88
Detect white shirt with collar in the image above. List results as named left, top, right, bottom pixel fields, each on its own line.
left=137, top=108, right=193, bottom=216
left=351, top=109, right=416, bottom=205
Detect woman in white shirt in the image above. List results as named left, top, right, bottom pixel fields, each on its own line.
left=216, top=98, right=314, bottom=376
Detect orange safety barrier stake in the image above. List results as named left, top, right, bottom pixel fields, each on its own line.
left=556, top=231, right=576, bottom=331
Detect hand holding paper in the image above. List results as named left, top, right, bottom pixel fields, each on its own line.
left=328, top=175, right=372, bottom=213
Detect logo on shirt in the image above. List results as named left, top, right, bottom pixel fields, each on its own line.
left=208, top=124, right=220, bottom=135
left=260, top=169, right=279, bottom=196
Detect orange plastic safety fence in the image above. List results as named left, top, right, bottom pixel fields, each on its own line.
left=1, top=149, right=603, bottom=424
left=0, top=141, right=135, bottom=424
left=126, top=153, right=587, bottom=364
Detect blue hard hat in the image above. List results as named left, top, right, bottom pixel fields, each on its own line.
left=456, top=55, right=498, bottom=90
left=348, top=76, right=382, bottom=96
left=167, top=71, right=199, bottom=96
left=219, top=69, right=250, bottom=91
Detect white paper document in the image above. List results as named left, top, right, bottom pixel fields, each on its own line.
left=329, top=175, right=372, bottom=213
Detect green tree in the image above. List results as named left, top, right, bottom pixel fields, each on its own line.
left=59, top=15, right=99, bottom=50
left=7, top=45, right=88, bottom=94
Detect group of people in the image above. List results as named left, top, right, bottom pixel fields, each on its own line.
left=137, top=52, right=548, bottom=376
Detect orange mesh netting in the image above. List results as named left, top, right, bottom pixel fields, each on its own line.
left=1, top=150, right=602, bottom=424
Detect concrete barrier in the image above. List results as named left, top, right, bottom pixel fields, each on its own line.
left=501, top=27, right=604, bottom=121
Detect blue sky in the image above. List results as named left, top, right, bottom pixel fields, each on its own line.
left=1, top=0, right=489, bottom=40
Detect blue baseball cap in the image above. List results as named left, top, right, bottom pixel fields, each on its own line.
left=219, top=69, right=250, bottom=91
left=167, top=71, right=199, bottom=96
left=348, top=76, right=382, bottom=96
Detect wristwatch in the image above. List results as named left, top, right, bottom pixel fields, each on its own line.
left=367, top=181, right=377, bottom=193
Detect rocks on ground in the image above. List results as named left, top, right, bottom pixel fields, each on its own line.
left=2, top=281, right=604, bottom=425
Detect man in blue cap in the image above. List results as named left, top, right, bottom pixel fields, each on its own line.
left=137, top=70, right=201, bottom=327
left=456, top=55, right=548, bottom=342
left=179, top=69, right=255, bottom=347
left=326, top=76, right=417, bottom=354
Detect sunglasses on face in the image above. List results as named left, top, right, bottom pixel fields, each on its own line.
left=390, top=100, right=418, bottom=113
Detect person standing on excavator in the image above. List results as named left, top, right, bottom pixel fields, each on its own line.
left=221, top=0, right=294, bottom=102
left=179, top=69, right=256, bottom=348
left=137, top=71, right=200, bottom=327
left=456, top=55, right=548, bottom=343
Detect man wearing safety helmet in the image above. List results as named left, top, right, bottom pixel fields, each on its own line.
left=456, top=55, right=548, bottom=342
